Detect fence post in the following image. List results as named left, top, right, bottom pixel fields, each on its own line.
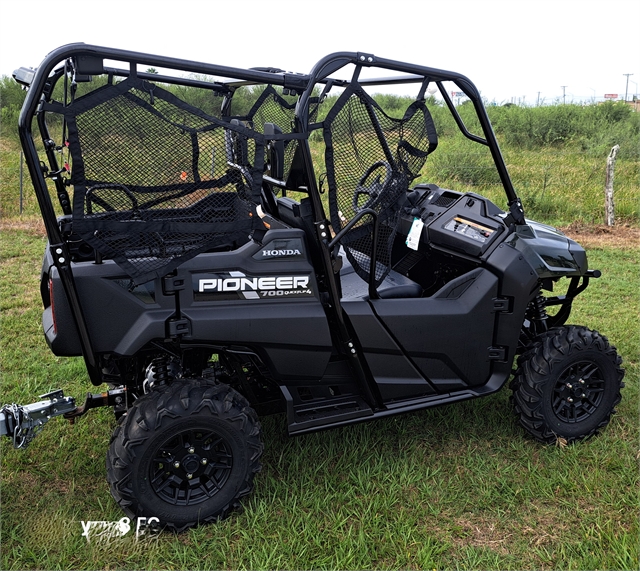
left=604, top=145, right=620, bottom=226
left=19, top=151, right=24, bottom=215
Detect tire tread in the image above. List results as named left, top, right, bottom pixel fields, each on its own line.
left=106, top=379, right=262, bottom=532
left=510, top=325, right=624, bottom=444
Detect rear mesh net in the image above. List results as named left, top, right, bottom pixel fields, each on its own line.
left=323, top=84, right=437, bottom=286
left=58, top=77, right=267, bottom=284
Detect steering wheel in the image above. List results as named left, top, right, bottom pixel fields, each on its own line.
left=86, top=183, right=139, bottom=215
left=352, top=161, right=392, bottom=213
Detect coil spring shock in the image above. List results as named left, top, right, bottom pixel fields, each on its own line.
left=150, top=356, right=171, bottom=385
left=532, top=292, right=548, bottom=333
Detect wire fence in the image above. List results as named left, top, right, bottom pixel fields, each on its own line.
left=1, top=145, right=637, bottom=225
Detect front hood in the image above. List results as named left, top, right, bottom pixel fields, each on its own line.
left=504, top=219, right=588, bottom=278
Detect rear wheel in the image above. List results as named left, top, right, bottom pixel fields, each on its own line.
left=510, top=326, right=624, bottom=444
left=106, top=379, right=262, bottom=531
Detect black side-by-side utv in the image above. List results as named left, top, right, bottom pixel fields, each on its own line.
left=2, top=45, right=624, bottom=531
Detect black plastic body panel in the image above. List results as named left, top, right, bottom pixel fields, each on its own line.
left=505, top=221, right=588, bottom=278
left=44, top=258, right=174, bottom=356
left=484, top=241, right=541, bottom=362
left=43, top=229, right=334, bottom=381
left=176, top=229, right=332, bottom=380
left=369, top=268, right=499, bottom=390
left=342, top=300, right=436, bottom=401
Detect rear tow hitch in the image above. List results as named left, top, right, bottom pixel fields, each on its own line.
left=1, top=390, right=76, bottom=448
left=1, top=387, right=129, bottom=448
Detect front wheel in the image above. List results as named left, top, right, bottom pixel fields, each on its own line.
left=106, top=379, right=262, bottom=531
left=510, top=326, right=624, bottom=444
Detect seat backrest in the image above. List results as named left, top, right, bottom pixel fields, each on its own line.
left=276, top=196, right=322, bottom=261
left=62, top=77, right=265, bottom=285
left=231, top=86, right=321, bottom=192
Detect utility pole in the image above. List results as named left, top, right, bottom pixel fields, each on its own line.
left=623, top=74, right=633, bottom=102
left=561, top=85, right=567, bottom=104
left=537, top=91, right=541, bottom=106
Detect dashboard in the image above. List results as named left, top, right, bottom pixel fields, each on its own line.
left=398, top=184, right=507, bottom=259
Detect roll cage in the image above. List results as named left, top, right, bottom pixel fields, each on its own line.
left=15, top=43, right=525, bottom=387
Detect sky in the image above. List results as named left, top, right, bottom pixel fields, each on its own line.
left=1, top=0, right=638, bottom=105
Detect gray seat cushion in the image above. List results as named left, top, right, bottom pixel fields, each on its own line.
left=339, top=253, right=422, bottom=300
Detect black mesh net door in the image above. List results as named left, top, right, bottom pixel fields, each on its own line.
left=323, top=84, right=437, bottom=287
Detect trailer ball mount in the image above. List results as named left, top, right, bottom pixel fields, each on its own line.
left=1, top=388, right=128, bottom=448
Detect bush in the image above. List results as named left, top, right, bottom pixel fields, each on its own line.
left=428, top=136, right=501, bottom=187
left=487, top=101, right=639, bottom=159
left=0, top=76, right=27, bottom=141
left=0, top=105, right=21, bottom=140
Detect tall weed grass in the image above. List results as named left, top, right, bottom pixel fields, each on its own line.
left=488, top=101, right=640, bottom=160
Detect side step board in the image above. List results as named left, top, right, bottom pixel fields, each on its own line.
left=282, top=381, right=506, bottom=436
left=281, top=388, right=374, bottom=435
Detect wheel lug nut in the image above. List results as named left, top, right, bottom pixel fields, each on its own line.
left=186, top=473, right=193, bottom=480
left=567, top=397, right=574, bottom=403
left=579, top=379, right=585, bottom=385
left=188, top=447, right=195, bottom=454
left=173, top=461, right=180, bottom=468
left=566, top=383, right=573, bottom=389
left=581, top=393, right=586, bottom=398
left=201, top=458, right=207, bottom=465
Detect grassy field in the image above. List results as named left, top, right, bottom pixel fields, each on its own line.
left=1, top=226, right=638, bottom=569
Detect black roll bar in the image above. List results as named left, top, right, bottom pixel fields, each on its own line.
left=296, top=51, right=525, bottom=223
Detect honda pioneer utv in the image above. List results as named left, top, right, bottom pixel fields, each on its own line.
left=3, top=44, right=624, bottom=531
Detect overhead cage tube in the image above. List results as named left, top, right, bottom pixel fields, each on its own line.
left=17, top=43, right=312, bottom=386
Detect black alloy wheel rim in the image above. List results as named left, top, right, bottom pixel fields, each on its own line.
left=150, top=428, right=233, bottom=505
left=552, top=360, right=605, bottom=423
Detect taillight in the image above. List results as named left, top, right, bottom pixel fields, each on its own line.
left=49, top=277, right=57, bottom=335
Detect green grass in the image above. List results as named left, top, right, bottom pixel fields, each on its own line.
left=417, top=140, right=639, bottom=227
left=1, top=227, right=638, bottom=570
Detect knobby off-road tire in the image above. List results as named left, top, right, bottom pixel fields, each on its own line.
left=510, top=325, right=624, bottom=444
left=106, top=379, right=262, bottom=531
